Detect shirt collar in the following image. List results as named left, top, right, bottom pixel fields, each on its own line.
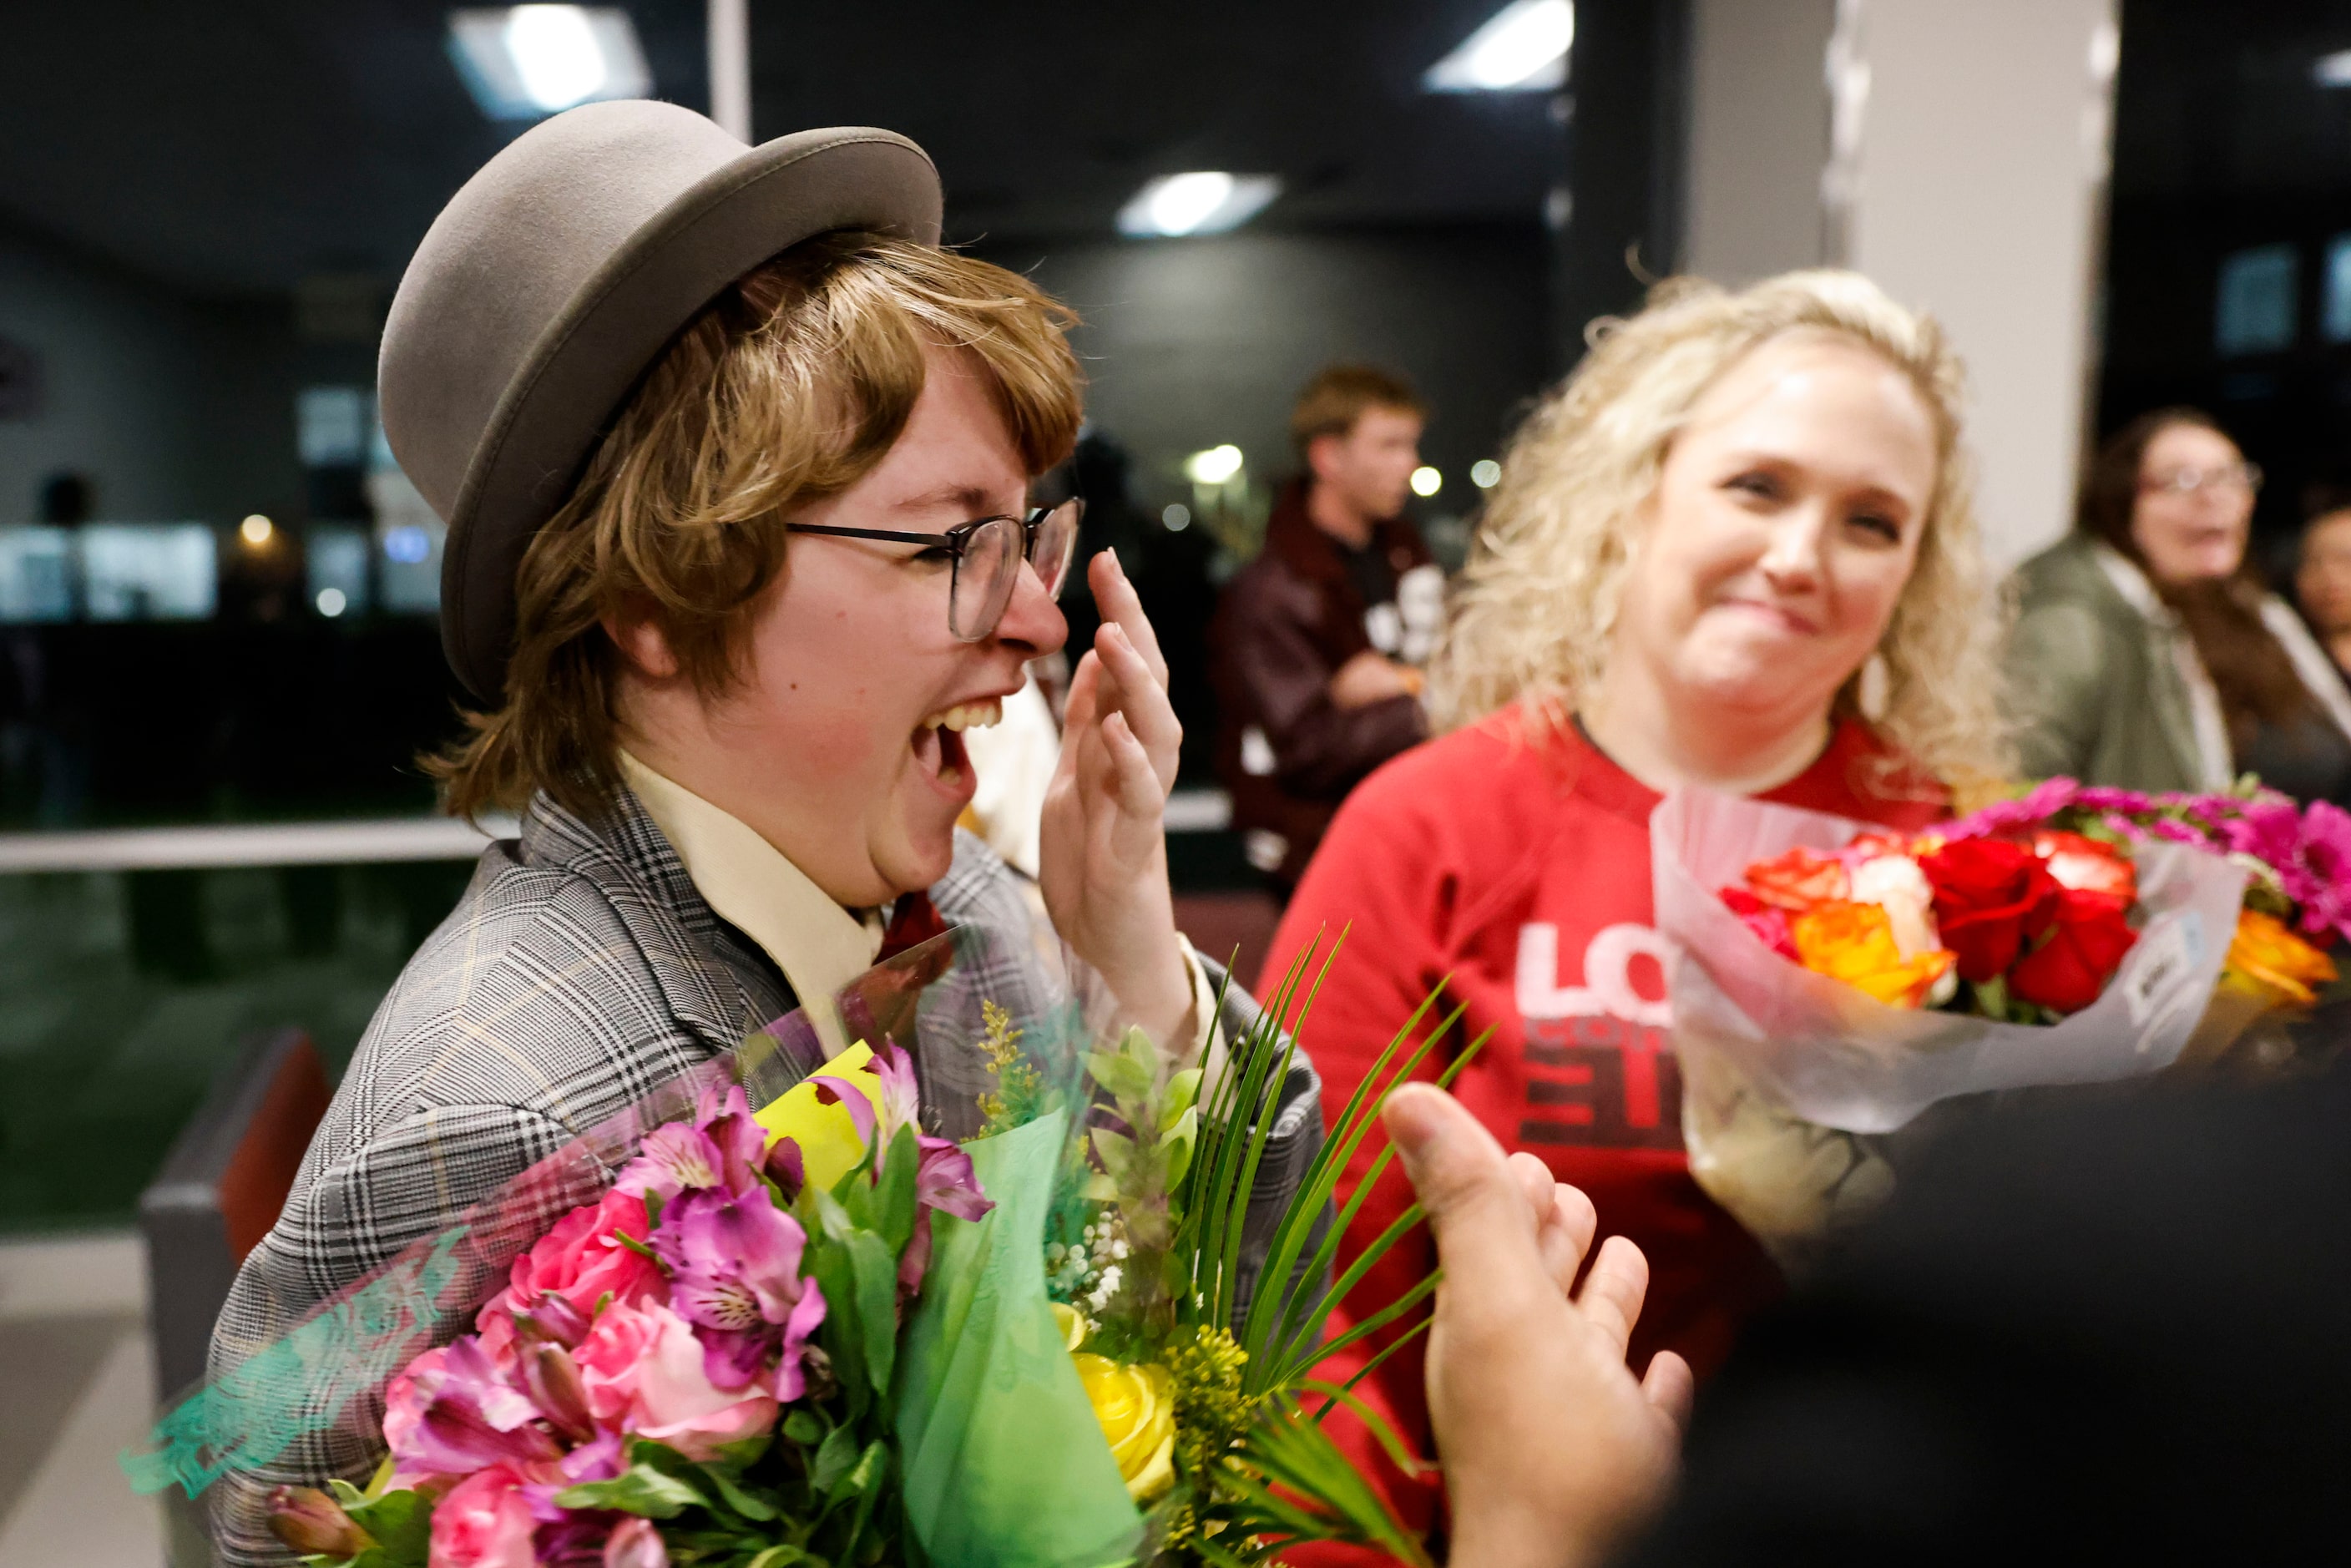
left=616, top=749, right=882, bottom=1056
left=2091, top=541, right=2170, bottom=622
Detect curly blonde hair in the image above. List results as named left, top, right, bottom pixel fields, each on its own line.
left=1430, top=269, right=2010, bottom=790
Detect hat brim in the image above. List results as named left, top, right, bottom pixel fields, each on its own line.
left=439, top=128, right=942, bottom=701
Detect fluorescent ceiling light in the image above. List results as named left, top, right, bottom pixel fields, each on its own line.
left=1425, top=0, right=1575, bottom=93
left=1117, top=173, right=1282, bottom=238
left=448, top=6, right=652, bottom=120
left=2318, top=49, right=2351, bottom=86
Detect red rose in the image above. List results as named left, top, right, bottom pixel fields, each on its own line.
left=2032, top=829, right=2137, bottom=902
left=2008, top=889, right=2138, bottom=1014
left=1918, top=837, right=2060, bottom=982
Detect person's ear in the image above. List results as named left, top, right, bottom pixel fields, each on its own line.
left=603, top=600, right=682, bottom=681
left=1306, top=431, right=1347, bottom=485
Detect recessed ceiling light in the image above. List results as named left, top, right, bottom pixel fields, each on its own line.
left=2318, top=49, right=2351, bottom=87
left=1425, top=0, right=1575, bottom=94
left=1117, top=173, right=1282, bottom=238
left=1183, top=445, right=1246, bottom=485
left=447, top=6, right=653, bottom=121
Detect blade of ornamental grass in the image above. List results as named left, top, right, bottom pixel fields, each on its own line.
left=1296, top=1378, right=1431, bottom=1479
left=1186, top=935, right=1324, bottom=1329
left=1325, top=1312, right=1433, bottom=1405
left=1226, top=1399, right=1434, bottom=1568
left=1244, top=1003, right=1475, bottom=1378
left=1259, top=1024, right=1494, bottom=1383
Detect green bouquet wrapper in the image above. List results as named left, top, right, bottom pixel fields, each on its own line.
left=897, top=1107, right=1143, bottom=1568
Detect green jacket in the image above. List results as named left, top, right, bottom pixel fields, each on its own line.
left=2005, top=533, right=2213, bottom=794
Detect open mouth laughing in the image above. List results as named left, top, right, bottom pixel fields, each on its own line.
left=908, top=696, right=1004, bottom=793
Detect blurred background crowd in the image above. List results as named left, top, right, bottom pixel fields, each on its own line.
left=5, top=0, right=2351, bottom=1560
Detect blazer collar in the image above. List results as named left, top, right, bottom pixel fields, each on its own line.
left=513, top=786, right=768, bottom=1053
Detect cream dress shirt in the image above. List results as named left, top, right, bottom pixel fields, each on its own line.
left=617, top=749, right=1222, bottom=1072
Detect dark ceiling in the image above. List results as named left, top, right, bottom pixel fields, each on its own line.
left=2115, top=0, right=2351, bottom=201
left=0, top=0, right=1563, bottom=300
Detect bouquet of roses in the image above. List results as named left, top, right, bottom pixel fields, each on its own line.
left=1716, top=777, right=2346, bottom=1034
left=1651, top=779, right=2350, bottom=1262
left=128, top=934, right=1442, bottom=1568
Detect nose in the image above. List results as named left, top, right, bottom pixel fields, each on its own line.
left=992, top=556, right=1068, bottom=656
left=1758, top=505, right=1827, bottom=590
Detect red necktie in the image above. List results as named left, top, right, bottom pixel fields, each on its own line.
left=877, top=889, right=948, bottom=961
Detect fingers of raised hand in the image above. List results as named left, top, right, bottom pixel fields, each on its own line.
left=1384, top=1085, right=1560, bottom=1323
left=1098, top=711, right=1166, bottom=822
left=1571, top=1234, right=1653, bottom=1360
left=1087, top=550, right=1170, bottom=688
left=1059, top=650, right=1104, bottom=757
left=1640, top=1350, right=1696, bottom=1439
left=1536, top=1181, right=1599, bottom=1297
left=1506, top=1151, right=1552, bottom=1221
left=1095, top=624, right=1181, bottom=788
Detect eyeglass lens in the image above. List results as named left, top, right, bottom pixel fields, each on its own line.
left=2150, top=464, right=2261, bottom=495
left=949, top=499, right=1084, bottom=641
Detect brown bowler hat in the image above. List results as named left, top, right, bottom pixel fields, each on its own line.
left=378, top=100, right=941, bottom=700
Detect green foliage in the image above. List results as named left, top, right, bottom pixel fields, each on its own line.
left=1966, top=974, right=2062, bottom=1026
left=1064, top=933, right=1466, bottom=1566
left=316, top=1480, right=431, bottom=1568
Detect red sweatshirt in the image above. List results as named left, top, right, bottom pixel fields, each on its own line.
left=1263, top=706, right=1944, bottom=1558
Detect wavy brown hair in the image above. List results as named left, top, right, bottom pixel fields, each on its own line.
left=1432, top=270, right=2010, bottom=791
left=427, top=233, right=1084, bottom=820
left=2076, top=407, right=2310, bottom=752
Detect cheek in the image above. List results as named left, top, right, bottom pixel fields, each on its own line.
left=1834, top=552, right=1918, bottom=642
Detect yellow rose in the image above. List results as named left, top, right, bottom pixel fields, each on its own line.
left=1070, top=1352, right=1176, bottom=1503
left=2224, top=908, right=2338, bottom=1007
left=1791, top=899, right=1957, bottom=1009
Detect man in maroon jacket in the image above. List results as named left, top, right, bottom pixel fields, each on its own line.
left=1211, top=365, right=1443, bottom=889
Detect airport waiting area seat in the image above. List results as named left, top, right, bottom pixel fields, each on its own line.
left=139, top=1027, right=331, bottom=1404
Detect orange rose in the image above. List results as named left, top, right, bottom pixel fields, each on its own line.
left=1791, top=899, right=1959, bottom=1009
left=2223, top=908, right=2338, bottom=1007
left=1746, top=847, right=1850, bottom=913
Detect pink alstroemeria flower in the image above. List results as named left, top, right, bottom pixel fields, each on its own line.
left=384, top=1336, right=559, bottom=1487
left=915, top=1136, right=993, bottom=1222
left=617, top=1085, right=771, bottom=1202
left=651, top=1185, right=828, bottom=1395
left=521, top=1434, right=629, bottom=1563
left=810, top=1042, right=921, bottom=1153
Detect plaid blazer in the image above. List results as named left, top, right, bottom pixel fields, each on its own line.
left=206, top=787, right=1322, bottom=1564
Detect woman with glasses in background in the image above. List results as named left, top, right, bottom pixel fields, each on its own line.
left=2008, top=409, right=2351, bottom=804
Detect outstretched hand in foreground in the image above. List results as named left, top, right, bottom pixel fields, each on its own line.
left=1384, top=1083, right=1696, bottom=1568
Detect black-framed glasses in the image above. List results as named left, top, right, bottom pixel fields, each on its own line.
left=786, top=498, right=1084, bottom=641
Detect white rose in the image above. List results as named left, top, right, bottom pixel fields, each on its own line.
left=1849, top=854, right=1943, bottom=959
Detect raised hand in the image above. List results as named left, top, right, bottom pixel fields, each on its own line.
left=1039, top=550, right=1194, bottom=1046
left=1385, top=1083, right=1693, bottom=1568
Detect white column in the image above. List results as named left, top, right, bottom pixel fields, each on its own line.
left=1682, top=0, right=1837, bottom=286
left=1681, top=0, right=2120, bottom=569
left=707, top=0, right=751, bottom=143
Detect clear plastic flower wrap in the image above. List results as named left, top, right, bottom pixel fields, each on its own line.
left=123, top=909, right=1442, bottom=1568
left=1651, top=787, right=2251, bottom=1264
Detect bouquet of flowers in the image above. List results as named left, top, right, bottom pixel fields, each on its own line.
left=1651, top=780, right=2350, bottom=1262
left=128, top=933, right=1444, bottom=1568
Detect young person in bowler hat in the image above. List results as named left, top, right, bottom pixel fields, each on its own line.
left=207, top=102, right=1322, bottom=1563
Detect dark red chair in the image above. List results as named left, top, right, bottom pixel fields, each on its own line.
left=139, top=1028, right=332, bottom=1403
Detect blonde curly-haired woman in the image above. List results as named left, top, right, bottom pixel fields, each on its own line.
left=1262, top=271, right=2010, bottom=1561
